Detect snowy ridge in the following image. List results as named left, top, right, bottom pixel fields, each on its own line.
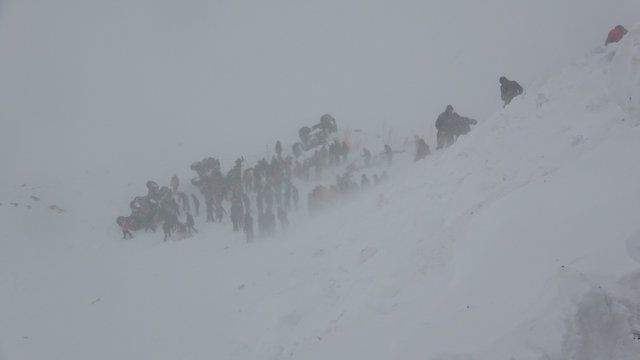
left=290, top=25, right=640, bottom=359
left=2, top=22, right=640, bottom=360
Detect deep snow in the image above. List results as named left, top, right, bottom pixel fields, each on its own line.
left=2, top=2, right=640, bottom=359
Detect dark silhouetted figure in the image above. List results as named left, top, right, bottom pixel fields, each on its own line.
left=186, top=213, right=197, bottom=234
left=170, top=174, right=180, bottom=194
left=436, top=105, right=456, bottom=149
left=436, top=105, right=477, bottom=149
left=361, top=174, right=370, bottom=188
left=384, top=144, right=393, bottom=166
left=499, top=76, right=523, bottom=107
left=230, top=200, right=244, bottom=232
left=162, top=221, right=172, bottom=241
left=415, top=136, right=431, bottom=162
left=117, top=216, right=134, bottom=239
left=178, top=191, right=190, bottom=213
left=244, top=212, right=254, bottom=242
left=242, top=193, right=251, bottom=213
left=362, top=148, right=372, bottom=167
left=292, top=185, right=299, bottom=211
left=206, top=201, right=215, bottom=222
left=277, top=207, right=289, bottom=232
left=256, top=190, right=264, bottom=215
left=176, top=221, right=188, bottom=239
left=216, top=204, right=227, bottom=223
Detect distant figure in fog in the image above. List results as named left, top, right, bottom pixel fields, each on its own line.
left=361, top=174, right=370, bottom=188
left=117, top=216, right=134, bottom=239
left=499, top=76, right=523, bottom=108
left=230, top=199, right=244, bottom=232
left=206, top=201, right=215, bottom=222
left=292, top=185, right=299, bottom=211
left=216, top=204, right=227, bottom=223
left=277, top=207, right=289, bottom=232
left=384, top=144, right=393, bottom=166
left=414, top=136, right=430, bottom=162
left=435, top=105, right=477, bottom=149
left=162, top=221, right=173, bottom=241
left=186, top=213, right=197, bottom=234
left=362, top=148, right=372, bottom=167
left=244, top=212, right=254, bottom=242
left=605, top=25, right=628, bottom=46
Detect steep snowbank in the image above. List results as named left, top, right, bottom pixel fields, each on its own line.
left=297, top=25, right=640, bottom=360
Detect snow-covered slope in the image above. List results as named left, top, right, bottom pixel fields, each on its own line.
left=2, top=5, right=640, bottom=360
left=3, top=25, right=640, bottom=360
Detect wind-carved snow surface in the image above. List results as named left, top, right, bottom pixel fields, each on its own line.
left=3, top=17, right=640, bottom=360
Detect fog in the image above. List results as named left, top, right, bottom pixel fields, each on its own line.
left=2, top=1, right=640, bottom=359
left=2, top=0, right=637, bottom=187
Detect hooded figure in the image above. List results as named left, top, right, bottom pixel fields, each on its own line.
left=436, top=105, right=456, bottom=149
left=414, top=136, right=431, bottom=162
left=499, top=77, right=523, bottom=107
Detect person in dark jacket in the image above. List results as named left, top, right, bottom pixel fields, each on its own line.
left=383, top=144, right=393, bottom=166
left=414, top=136, right=431, bottom=162
left=277, top=207, right=289, bottom=232
left=162, top=220, right=173, bottom=241
left=243, top=212, right=254, bottom=242
left=186, top=212, right=197, bottom=234
left=117, top=216, right=134, bottom=239
left=605, top=25, right=628, bottom=46
left=436, top=105, right=457, bottom=149
left=230, top=199, right=244, bottom=232
left=292, top=185, right=299, bottom=211
left=215, top=204, right=227, bottom=223
left=362, top=148, right=372, bottom=167
left=499, top=76, right=523, bottom=107
left=206, top=200, right=215, bottom=222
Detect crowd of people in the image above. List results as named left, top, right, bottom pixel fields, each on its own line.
left=116, top=115, right=340, bottom=242
left=116, top=24, right=630, bottom=242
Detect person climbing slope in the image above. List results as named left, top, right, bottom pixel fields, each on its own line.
left=499, top=76, right=523, bottom=107
left=605, top=25, right=628, bottom=46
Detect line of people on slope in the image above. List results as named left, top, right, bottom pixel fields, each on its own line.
left=434, top=24, right=629, bottom=150
left=117, top=24, right=631, bottom=241
left=434, top=75, right=523, bottom=150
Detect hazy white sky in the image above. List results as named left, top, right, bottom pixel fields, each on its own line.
left=1, top=0, right=637, bottom=186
